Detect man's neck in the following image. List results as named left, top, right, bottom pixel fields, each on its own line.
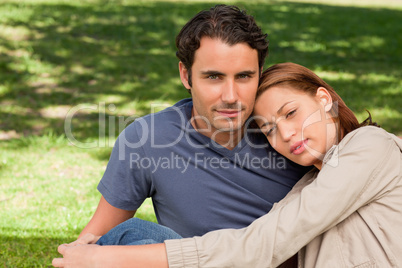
left=190, top=114, right=244, bottom=150
left=210, top=130, right=244, bottom=150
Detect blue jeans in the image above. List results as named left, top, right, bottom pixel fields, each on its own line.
left=96, top=218, right=182, bottom=246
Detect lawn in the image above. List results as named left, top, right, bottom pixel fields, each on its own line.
left=0, top=0, right=401, bottom=266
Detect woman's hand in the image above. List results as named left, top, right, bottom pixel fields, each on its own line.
left=52, top=243, right=101, bottom=268
left=52, top=242, right=169, bottom=268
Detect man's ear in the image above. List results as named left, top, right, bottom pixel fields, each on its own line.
left=179, top=61, right=191, bottom=90
left=316, top=87, right=333, bottom=112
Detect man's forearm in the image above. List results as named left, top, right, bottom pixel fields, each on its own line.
left=78, top=196, right=136, bottom=238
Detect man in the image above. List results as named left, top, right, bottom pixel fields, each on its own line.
left=58, top=3, right=307, bottom=252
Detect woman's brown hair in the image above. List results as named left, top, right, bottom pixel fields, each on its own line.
left=256, top=62, right=378, bottom=140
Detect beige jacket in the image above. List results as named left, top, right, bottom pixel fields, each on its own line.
left=165, top=126, right=402, bottom=267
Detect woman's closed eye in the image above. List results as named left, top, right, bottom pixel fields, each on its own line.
left=265, top=125, right=277, bottom=136
left=286, top=109, right=297, bottom=119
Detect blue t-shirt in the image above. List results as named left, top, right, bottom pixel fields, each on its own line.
left=98, top=99, right=310, bottom=237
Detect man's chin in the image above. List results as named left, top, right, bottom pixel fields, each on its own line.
left=213, top=123, right=244, bottom=133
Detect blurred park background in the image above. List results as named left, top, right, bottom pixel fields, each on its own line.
left=0, top=0, right=401, bottom=266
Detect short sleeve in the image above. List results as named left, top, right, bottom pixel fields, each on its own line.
left=97, top=118, right=153, bottom=210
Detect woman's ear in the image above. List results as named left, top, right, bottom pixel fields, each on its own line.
left=316, top=87, right=333, bottom=112
left=179, top=62, right=191, bottom=90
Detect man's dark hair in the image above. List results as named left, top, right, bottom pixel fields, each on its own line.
left=175, top=4, right=269, bottom=89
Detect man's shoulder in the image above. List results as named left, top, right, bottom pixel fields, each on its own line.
left=122, top=98, right=192, bottom=139
left=139, top=98, right=192, bottom=123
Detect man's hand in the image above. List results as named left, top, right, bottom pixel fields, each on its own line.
left=52, top=243, right=101, bottom=268
left=65, top=233, right=101, bottom=247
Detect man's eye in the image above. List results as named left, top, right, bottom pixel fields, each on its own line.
left=238, top=74, right=250, bottom=79
left=208, top=75, right=219, bottom=80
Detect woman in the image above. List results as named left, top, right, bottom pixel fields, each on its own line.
left=53, top=63, right=402, bottom=268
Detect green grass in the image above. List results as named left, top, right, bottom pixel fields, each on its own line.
left=0, top=0, right=401, bottom=266
left=0, top=132, right=154, bottom=267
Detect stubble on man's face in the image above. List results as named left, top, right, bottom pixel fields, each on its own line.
left=186, top=37, right=260, bottom=140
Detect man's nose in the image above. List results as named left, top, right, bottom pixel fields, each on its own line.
left=221, top=80, right=238, bottom=103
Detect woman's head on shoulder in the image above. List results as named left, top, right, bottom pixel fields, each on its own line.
left=253, top=62, right=378, bottom=169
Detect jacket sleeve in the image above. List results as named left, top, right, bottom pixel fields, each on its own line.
left=164, top=127, right=402, bottom=268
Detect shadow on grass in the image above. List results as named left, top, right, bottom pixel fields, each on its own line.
left=0, top=3, right=400, bottom=267
left=0, top=0, right=401, bottom=142
left=1, top=227, right=77, bottom=267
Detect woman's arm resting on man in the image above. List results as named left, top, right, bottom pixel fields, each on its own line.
left=52, top=243, right=168, bottom=268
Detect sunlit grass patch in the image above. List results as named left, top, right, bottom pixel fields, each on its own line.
left=0, top=0, right=401, bottom=266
